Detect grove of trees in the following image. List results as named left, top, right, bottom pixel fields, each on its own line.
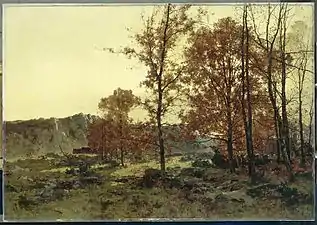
left=87, top=3, right=314, bottom=183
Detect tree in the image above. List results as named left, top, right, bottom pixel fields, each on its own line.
left=108, top=4, right=197, bottom=171
left=249, top=3, right=302, bottom=181
left=240, top=4, right=255, bottom=181
left=287, top=20, right=313, bottom=167
left=182, top=17, right=273, bottom=173
left=249, top=4, right=285, bottom=164
left=87, top=118, right=116, bottom=160
left=97, top=88, right=139, bottom=166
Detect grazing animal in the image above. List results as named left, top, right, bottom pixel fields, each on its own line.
left=72, top=147, right=97, bottom=154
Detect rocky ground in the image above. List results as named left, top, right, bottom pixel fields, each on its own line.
left=3, top=152, right=314, bottom=221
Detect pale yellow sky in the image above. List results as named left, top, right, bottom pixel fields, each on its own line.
left=3, top=4, right=314, bottom=121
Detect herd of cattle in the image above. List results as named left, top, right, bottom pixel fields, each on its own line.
left=73, top=146, right=275, bottom=169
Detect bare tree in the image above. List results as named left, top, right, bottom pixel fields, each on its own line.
left=241, top=4, right=255, bottom=182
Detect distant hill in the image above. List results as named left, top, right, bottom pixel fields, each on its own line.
left=5, top=113, right=99, bottom=159
left=4, top=113, right=219, bottom=160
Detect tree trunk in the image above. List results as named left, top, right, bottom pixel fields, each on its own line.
left=298, top=92, right=305, bottom=167
left=267, top=67, right=283, bottom=164
left=274, top=117, right=282, bottom=163
left=120, top=148, right=124, bottom=167
left=157, top=81, right=165, bottom=171
left=101, top=124, right=105, bottom=160
left=226, top=102, right=235, bottom=173
left=156, top=4, right=171, bottom=172
left=280, top=5, right=294, bottom=181
left=241, top=5, right=255, bottom=182
left=245, top=7, right=256, bottom=181
left=280, top=6, right=291, bottom=164
left=308, top=97, right=313, bottom=148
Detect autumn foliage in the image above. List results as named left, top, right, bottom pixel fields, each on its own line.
left=88, top=4, right=312, bottom=181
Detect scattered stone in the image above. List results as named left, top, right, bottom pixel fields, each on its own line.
left=6, top=183, right=19, bottom=192
left=80, top=176, right=102, bottom=185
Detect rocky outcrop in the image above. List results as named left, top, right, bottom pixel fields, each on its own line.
left=5, top=113, right=99, bottom=159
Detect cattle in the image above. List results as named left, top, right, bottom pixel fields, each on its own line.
left=72, top=147, right=97, bottom=155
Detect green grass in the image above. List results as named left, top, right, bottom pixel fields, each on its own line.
left=110, top=156, right=191, bottom=178
left=4, top=155, right=314, bottom=221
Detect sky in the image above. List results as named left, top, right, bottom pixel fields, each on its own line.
left=3, top=3, right=314, bottom=121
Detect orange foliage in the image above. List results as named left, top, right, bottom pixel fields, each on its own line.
left=181, top=17, right=275, bottom=156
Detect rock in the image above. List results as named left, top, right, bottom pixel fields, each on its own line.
left=80, top=176, right=102, bottom=185
left=53, top=189, right=67, bottom=200
left=246, top=183, right=280, bottom=198
left=192, top=159, right=214, bottom=168
left=65, top=168, right=77, bottom=175
left=56, top=180, right=76, bottom=190
left=108, top=160, right=120, bottom=168
left=114, top=176, right=136, bottom=183
left=180, top=154, right=194, bottom=162
left=17, top=195, right=39, bottom=209
left=141, top=168, right=166, bottom=188
left=38, top=188, right=54, bottom=201
left=192, top=185, right=209, bottom=194
left=222, top=190, right=255, bottom=206
left=73, top=180, right=82, bottom=189
left=182, top=177, right=200, bottom=189
left=6, top=183, right=19, bottom=192
left=32, top=181, right=47, bottom=189
left=180, top=167, right=205, bottom=178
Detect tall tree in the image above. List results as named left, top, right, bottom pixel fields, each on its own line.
left=287, top=20, right=313, bottom=167
left=241, top=5, right=255, bottom=181
left=182, top=17, right=273, bottom=173
left=250, top=4, right=295, bottom=181
left=108, top=4, right=197, bottom=171
left=250, top=4, right=283, bottom=164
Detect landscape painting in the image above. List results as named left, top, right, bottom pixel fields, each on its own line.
left=3, top=3, right=315, bottom=221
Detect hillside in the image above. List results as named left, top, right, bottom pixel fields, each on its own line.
left=5, top=113, right=99, bottom=160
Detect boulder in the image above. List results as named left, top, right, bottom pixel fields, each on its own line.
left=192, top=159, right=214, bottom=168
left=180, top=167, right=205, bottom=178
left=221, top=190, right=255, bottom=206
left=142, top=168, right=165, bottom=188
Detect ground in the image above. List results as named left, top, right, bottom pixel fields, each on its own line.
left=4, top=153, right=314, bottom=221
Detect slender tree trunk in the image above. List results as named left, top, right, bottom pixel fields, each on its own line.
left=245, top=7, right=256, bottom=181
left=308, top=97, right=313, bottom=148
left=274, top=117, right=282, bottom=162
left=227, top=120, right=234, bottom=173
left=267, top=61, right=283, bottom=164
left=263, top=4, right=284, bottom=164
left=280, top=4, right=294, bottom=181
left=241, top=5, right=255, bottom=182
left=298, top=87, right=305, bottom=166
left=120, top=148, right=124, bottom=166
left=156, top=4, right=171, bottom=172
left=157, top=90, right=165, bottom=171
left=280, top=6, right=291, bottom=164
left=226, top=96, right=235, bottom=173
left=297, top=44, right=308, bottom=166
left=101, top=123, right=105, bottom=160
left=119, top=110, right=125, bottom=167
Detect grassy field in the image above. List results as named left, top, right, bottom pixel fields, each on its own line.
left=4, top=153, right=314, bottom=221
